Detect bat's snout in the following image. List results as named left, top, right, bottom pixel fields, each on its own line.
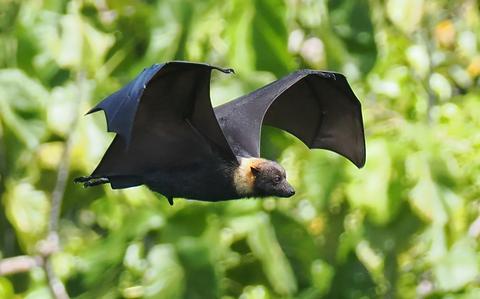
left=285, top=185, right=295, bottom=197
left=276, top=182, right=295, bottom=198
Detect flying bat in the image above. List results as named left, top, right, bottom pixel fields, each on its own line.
left=74, top=61, right=365, bottom=205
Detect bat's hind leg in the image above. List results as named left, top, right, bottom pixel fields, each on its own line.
left=74, top=176, right=110, bottom=188
left=83, top=177, right=110, bottom=187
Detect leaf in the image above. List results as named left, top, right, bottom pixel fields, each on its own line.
left=429, top=73, right=452, bottom=101
left=355, top=241, right=385, bottom=285
left=386, top=0, right=424, bottom=34
left=142, top=245, right=185, bottom=299
left=176, top=238, right=219, bottom=299
left=327, top=0, right=377, bottom=74
left=47, top=82, right=89, bottom=137
left=49, top=2, right=114, bottom=73
left=246, top=213, right=297, bottom=295
left=3, top=182, right=49, bottom=252
left=270, top=210, right=321, bottom=287
left=346, top=140, right=393, bottom=224
left=433, top=237, right=479, bottom=291
left=224, top=0, right=256, bottom=74
left=0, top=69, right=47, bottom=149
left=239, top=285, right=271, bottom=299
left=251, top=0, right=294, bottom=76
left=0, top=277, right=14, bottom=299
left=310, top=259, right=334, bottom=296
left=406, top=45, right=430, bottom=78
left=407, top=153, right=451, bottom=225
left=409, top=175, right=447, bottom=224
left=225, top=0, right=294, bottom=77
left=0, top=1, right=20, bottom=34
left=79, top=208, right=165, bottom=288
left=24, top=287, right=52, bottom=299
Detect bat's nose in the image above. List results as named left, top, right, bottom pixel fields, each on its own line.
left=286, top=186, right=295, bottom=196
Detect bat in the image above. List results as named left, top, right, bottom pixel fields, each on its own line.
left=74, top=61, right=365, bottom=205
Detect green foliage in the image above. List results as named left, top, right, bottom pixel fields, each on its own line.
left=1, top=0, right=480, bottom=298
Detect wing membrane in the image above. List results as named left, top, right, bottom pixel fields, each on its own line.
left=214, top=70, right=366, bottom=168
left=89, top=61, right=236, bottom=181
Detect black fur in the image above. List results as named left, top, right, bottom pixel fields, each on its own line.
left=143, top=158, right=240, bottom=202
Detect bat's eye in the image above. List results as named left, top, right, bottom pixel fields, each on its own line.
left=273, top=176, right=281, bottom=183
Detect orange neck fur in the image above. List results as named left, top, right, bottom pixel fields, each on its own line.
left=233, top=157, right=266, bottom=195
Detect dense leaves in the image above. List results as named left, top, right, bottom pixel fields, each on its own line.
left=1, top=0, right=479, bottom=298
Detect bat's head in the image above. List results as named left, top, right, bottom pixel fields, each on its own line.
left=250, top=160, right=295, bottom=198
left=234, top=157, right=295, bottom=198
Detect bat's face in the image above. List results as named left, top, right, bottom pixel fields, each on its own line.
left=251, top=161, right=295, bottom=198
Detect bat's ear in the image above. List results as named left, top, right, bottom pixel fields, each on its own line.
left=250, top=166, right=260, bottom=176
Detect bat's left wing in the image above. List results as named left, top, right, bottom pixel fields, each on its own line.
left=214, top=70, right=366, bottom=168
left=76, top=61, right=237, bottom=191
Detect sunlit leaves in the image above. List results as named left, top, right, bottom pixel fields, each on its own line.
left=246, top=213, right=297, bottom=295
left=49, top=2, right=114, bottom=74
left=310, top=259, right=334, bottom=296
left=48, top=82, right=87, bottom=137
left=327, top=0, right=377, bottom=74
left=433, top=237, right=479, bottom=291
left=355, top=241, right=385, bottom=290
left=347, top=141, right=392, bottom=224
left=429, top=72, right=452, bottom=101
left=141, top=245, right=184, bottom=298
left=225, top=0, right=294, bottom=76
left=175, top=237, right=219, bottom=299
left=386, top=0, right=424, bottom=34
left=406, top=45, right=430, bottom=78
left=251, top=0, right=294, bottom=76
left=4, top=183, right=50, bottom=252
left=409, top=174, right=447, bottom=224
left=0, top=277, right=14, bottom=299
left=225, top=0, right=258, bottom=74
left=0, top=69, right=47, bottom=149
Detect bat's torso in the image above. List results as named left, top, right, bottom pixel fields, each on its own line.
left=142, top=157, right=294, bottom=202
left=143, top=157, right=241, bottom=201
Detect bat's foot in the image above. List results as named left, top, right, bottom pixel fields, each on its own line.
left=74, top=176, right=109, bottom=188
left=167, top=196, right=174, bottom=206
left=73, top=176, right=91, bottom=183
left=84, top=178, right=110, bottom=187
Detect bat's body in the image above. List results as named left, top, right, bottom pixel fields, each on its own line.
left=137, top=157, right=292, bottom=202
left=75, top=61, right=365, bottom=205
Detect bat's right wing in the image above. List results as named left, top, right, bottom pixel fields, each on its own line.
left=84, top=61, right=236, bottom=188
left=215, top=70, right=366, bottom=168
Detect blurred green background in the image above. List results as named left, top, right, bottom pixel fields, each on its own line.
left=1, top=0, right=480, bottom=298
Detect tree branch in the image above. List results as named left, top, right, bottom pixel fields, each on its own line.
left=0, top=255, right=43, bottom=275
left=42, top=70, right=86, bottom=299
left=49, top=71, right=86, bottom=233
left=44, top=258, right=69, bottom=299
